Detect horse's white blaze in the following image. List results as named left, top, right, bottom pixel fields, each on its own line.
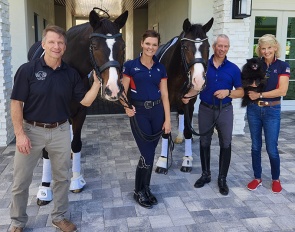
left=105, top=36, right=120, bottom=98
left=192, top=40, right=205, bottom=92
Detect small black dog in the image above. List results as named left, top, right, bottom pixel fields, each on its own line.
left=241, top=58, right=266, bottom=107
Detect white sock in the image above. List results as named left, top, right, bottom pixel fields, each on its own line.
left=42, top=158, right=52, bottom=183
left=72, top=152, right=81, bottom=178
left=178, top=114, right=184, bottom=133
left=160, top=138, right=168, bottom=158
left=185, top=139, right=192, bottom=157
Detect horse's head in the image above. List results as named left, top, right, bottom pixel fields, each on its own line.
left=181, top=17, right=214, bottom=93
left=88, top=9, right=128, bottom=101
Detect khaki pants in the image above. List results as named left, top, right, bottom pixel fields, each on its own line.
left=10, top=121, right=71, bottom=227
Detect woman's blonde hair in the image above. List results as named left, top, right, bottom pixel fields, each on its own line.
left=255, top=34, right=281, bottom=58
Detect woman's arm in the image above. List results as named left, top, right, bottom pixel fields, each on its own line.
left=160, top=79, right=171, bottom=134
left=248, top=75, right=289, bottom=100
left=120, top=75, right=136, bottom=117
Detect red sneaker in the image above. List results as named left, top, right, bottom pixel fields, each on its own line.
left=247, top=179, right=262, bottom=191
left=272, top=180, right=282, bottom=193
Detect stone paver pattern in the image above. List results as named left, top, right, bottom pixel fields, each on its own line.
left=1, top=111, right=295, bottom=232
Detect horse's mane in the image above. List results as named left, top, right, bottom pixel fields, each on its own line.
left=97, top=18, right=120, bottom=34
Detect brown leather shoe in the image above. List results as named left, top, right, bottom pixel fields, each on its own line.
left=52, top=219, right=77, bottom=232
left=10, top=226, right=23, bottom=232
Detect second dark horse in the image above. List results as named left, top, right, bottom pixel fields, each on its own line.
left=155, top=17, right=214, bottom=173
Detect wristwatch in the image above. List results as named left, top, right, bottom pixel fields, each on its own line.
left=259, top=93, right=263, bottom=99
left=227, top=90, right=231, bottom=97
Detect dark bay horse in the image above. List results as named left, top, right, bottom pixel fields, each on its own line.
left=29, top=9, right=128, bottom=205
left=155, top=17, right=214, bottom=173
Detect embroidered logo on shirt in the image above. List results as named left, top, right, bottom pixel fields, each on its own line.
left=274, top=69, right=277, bottom=74
left=286, top=67, right=290, bottom=73
left=157, top=68, right=160, bottom=72
left=134, top=67, right=140, bottom=71
left=35, top=71, right=47, bottom=80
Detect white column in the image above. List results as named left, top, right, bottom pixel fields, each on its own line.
left=0, top=0, right=14, bottom=146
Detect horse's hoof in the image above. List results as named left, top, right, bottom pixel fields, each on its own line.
left=70, top=175, right=86, bottom=193
left=155, top=167, right=167, bottom=174
left=180, top=166, right=192, bottom=172
left=70, top=188, right=84, bottom=193
left=37, top=199, right=51, bottom=206
left=180, top=156, right=193, bottom=173
left=36, top=186, right=53, bottom=206
left=155, top=156, right=167, bottom=174
left=174, top=137, right=184, bottom=144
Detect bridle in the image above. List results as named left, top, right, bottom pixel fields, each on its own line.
left=179, top=33, right=222, bottom=136
left=89, top=32, right=124, bottom=96
left=180, top=33, right=208, bottom=99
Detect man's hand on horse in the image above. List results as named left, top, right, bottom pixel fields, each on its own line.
left=92, top=70, right=101, bottom=86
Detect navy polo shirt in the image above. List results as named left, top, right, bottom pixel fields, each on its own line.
left=261, top=57, right=290, bottom=101
left=123, top=55, right=167, bottom=101
left=11, top=57, right=86, bottom=123
left=200, top=55, right=242, bottom=105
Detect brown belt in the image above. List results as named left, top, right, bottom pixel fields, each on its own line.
left=25, top=120, right=67, bottom=128
left=255, top=100, right=281, bottom=107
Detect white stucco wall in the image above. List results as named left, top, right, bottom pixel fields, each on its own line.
left=148, top=0, right=188, bottom=44
left=0, top=0, right=14, bottom=146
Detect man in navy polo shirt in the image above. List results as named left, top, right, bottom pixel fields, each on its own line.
left=9, top=25, right=100, bottom=232
left=183, top=34, right=244, bottom=196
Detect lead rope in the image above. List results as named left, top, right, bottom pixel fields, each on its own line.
left=119, top=90, right=174, bottom=173
left=184, top=97, right=222, bottom=136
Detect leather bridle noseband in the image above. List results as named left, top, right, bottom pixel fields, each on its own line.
left=89, top=32, right=124, bottom=96
left=180, top=34, right=208, bottom=99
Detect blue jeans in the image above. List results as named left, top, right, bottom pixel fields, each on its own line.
left=246, top=103, right=281, bottom=180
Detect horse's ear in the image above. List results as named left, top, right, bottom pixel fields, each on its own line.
left=114, top=11, right=128, bottom=29
left=183, top=18, right=191, bottom=33
left=89, top=10, right=102, bottom=29
left=202, top=17, right=214, bottom=33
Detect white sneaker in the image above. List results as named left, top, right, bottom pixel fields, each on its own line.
left=69, top=175, right=86, bottom=193
left=37, top=186, right=53, bottom=206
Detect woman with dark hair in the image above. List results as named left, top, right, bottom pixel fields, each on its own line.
left=246, top=34, right=290, bottom=193
left=121, top=30, right=171, bottom=208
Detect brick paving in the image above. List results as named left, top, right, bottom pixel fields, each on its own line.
left=1, top=111, right=295, bottom=232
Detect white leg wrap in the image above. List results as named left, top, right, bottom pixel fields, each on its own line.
left=42, top=158, right=52, bottom=183
left=70, top=174, right=86, bottom=191
left=184, top=139, right=192, bottom=157
left=72, top=152, right=81, bottom=175
left=160, top=138, right=168, bottom=157
left=178, top=114, right=184, bottom=132
left=37, top=186, right=53, bottom=201
left=182, top=156, right=193, bottom=167
left=70, top=124, right=73, bottom=141
left=156, top=156, right=167, bottom=169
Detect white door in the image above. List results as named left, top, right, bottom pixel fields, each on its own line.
left=250, top=11, right=295, bottom=111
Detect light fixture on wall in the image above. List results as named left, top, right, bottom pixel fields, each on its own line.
left=232, top=0, right=252, bottom=19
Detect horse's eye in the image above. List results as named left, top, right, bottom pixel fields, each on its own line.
left=183, top=45, right=188, bottom=51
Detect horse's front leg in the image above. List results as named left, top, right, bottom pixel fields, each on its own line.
left=69, top=105, right=87, bottom=193
left=180, top=100, right=196, bottom=172
left=174, top=109, right=184, bottom=144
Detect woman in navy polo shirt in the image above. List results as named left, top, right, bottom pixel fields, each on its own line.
left=246, top=34, right=290, bottom=193
left=121, top=30, right=171, bottom=208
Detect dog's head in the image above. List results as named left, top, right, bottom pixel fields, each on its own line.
left=246, top=58, right=263, bottom=71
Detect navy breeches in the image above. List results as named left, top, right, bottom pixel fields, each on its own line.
left=130, top=103, right=164, bottom=166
